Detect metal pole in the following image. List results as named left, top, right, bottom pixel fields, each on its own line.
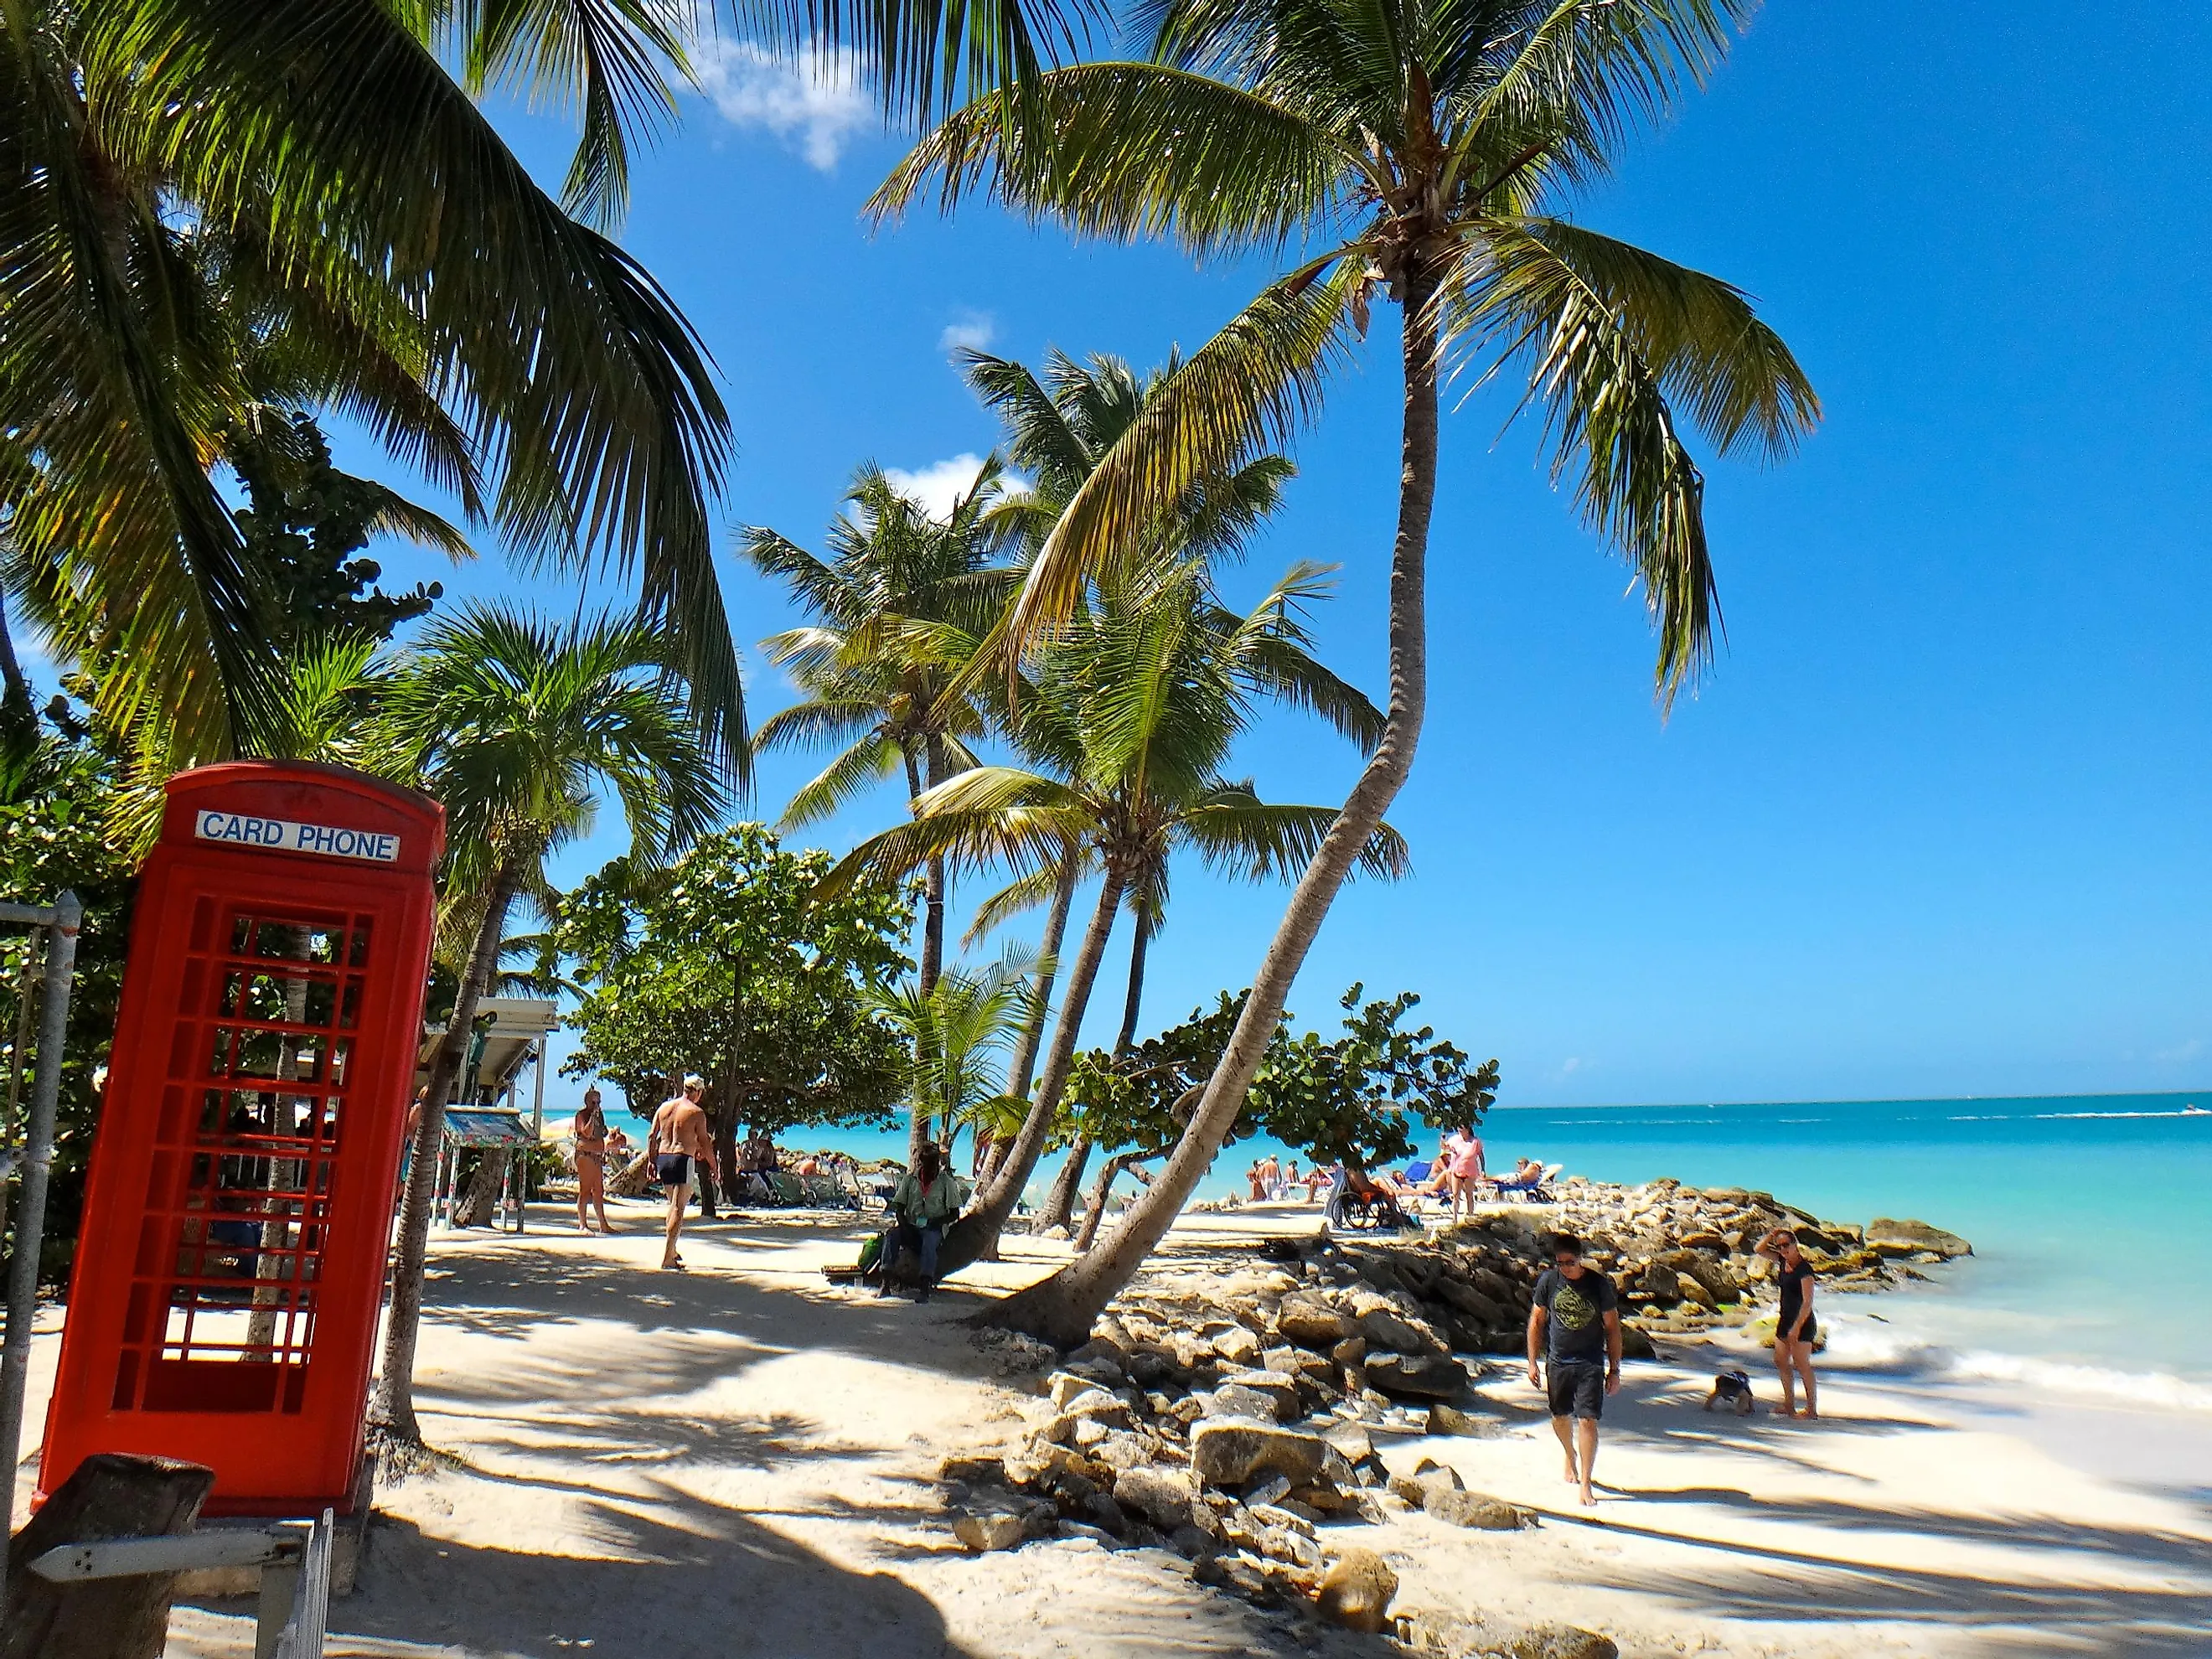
left=0, top=891, right=81, bottom=1610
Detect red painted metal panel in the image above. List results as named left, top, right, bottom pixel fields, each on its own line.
left=40, top=762, right=442, bottom=1516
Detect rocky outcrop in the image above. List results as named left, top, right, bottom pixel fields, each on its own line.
left=1867, top=1217, right=1972, bottom=1258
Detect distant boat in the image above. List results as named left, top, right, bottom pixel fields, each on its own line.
left=2184, top=1103, right=2208, bottom=1116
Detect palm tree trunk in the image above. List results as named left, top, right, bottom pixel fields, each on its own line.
left=1006, top=851, right=1078, bottom=1099
left=370, top=858, right=525, bottom=1442
left=906, top=743, right=945, bottom=1164
left=1114, top=914, right=1151, bottom=1053
left=1038, top=907, right=1147, bottom=1234
left=1036, top=1138, right=1091, bottom=1234
left=0, top=587, right=34, bottom=764
left=933, top=862, right=1124, bottom=1272
left=1072, top=1150, right=1148, bottom=1253
left=982, top=274, right=1443, bottom=1345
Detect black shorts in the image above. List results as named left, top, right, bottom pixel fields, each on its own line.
left=1547, top=1362, right=1607, bottom=1421
left=654, top=1153, right=692, bottom=1188
left=1776, top=1313, right=1818, bottom=1346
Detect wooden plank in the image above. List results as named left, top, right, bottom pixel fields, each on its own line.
left=30, top=1529, right=297, bottom=1580
left=3, top=1452, right=214, bottom=1659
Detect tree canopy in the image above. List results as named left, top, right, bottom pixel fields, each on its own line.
left=560, top=825, right=914, bottom=1141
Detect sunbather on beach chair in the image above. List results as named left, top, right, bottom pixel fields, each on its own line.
left=1325, top=1164, right=1417, bottom=1232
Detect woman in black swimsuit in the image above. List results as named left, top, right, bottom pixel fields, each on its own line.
left=1757, top=1227, right=1819, bottom=1419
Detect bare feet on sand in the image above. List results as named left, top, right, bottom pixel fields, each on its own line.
left=1579, top=1484, right=1598, bottom=1508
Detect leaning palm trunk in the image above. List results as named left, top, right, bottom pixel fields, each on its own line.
left=981, top=282, right=1442, bottom=1344
left=1072, top=1150, right=1149, bottom=1253
left=370, top=857, right=523, bottom=1442
left=907, top=744, right=948, bottom=1163
left=1005, top=852, right=1078, bottom=1099
left=1039, top=905, right=1147, bottom=1233
left=933, top=863, right=1125, bottom=1274
left=1036, top=1137, right=1091, bottom=1234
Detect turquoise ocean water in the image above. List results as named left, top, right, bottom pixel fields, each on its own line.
left=597, top=1090, right=2212, bottom=1400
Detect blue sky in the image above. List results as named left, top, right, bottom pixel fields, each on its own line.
left=99, top=3, right=2212, bottom=1108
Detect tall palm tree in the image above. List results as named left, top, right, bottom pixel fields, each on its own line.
left=0, top=0, right=744, bottom=770
left=874, top=0, right=1818, bottom=1340
left=961, top=344, right=1297, bottom=1220
left=824, top=552, right=1403, bottom=1266
left=368, top=603, right=721, bottom=1444
left=746, top=463, right=1015, bottom=1156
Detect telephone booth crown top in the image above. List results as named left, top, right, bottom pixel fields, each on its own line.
left=160, top=761, right=444, bottom=877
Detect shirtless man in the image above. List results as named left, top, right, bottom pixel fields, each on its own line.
left=648, top=1074, right=716, bottom=1271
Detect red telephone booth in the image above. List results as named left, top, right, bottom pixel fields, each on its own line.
left=41, top=762, right=442, bottom=1517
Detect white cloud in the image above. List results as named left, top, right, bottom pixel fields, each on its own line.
left=882, top=453, right=992, bottom=519
left=694, top=42, right=871, bottom=170
left=2153, top=1037, right=2204, bottom=1065
left=938, top=311, right=996, bottom=355
left=1559, top=1057, right=1584, bottom=1074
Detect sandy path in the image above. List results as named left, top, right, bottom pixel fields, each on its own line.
left=14, top=1197, right=2211, bottom=1657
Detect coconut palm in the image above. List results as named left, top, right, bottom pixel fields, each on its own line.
left=0, top=0, right=742, bottom=770
left=824, top=552, right=1403, bottom=1266
left=871, top=951, right=1039, bottom=1165
left=368, top=603, right=722, bottom=1444
left=960, top=344, right=1307, bottom=1218
left=875, top=0, right=1818, bottom=1340
left=746, top=463, right=1016, bottom=1155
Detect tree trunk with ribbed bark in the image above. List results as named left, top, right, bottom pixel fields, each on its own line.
left=370, top=857, right=525, bottom=1442
left=980, top=269, right=1443, bottom=1345
left=931, top=862, right=1124, bottom=1277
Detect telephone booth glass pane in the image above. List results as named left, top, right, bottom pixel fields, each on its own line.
left=114, top=897, right=374, bottom=1414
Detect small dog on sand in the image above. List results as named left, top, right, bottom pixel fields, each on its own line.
left=1703, top=1369, right=1756, bottom=1416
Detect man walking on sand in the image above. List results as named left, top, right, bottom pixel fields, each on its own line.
left=649, top=1074, right=716, bottom=1271
left=1527, top=1231, right=1622, bottom=1507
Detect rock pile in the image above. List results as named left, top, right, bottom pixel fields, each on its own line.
left=943, top=1183, right=1964, bottom=1639
left=944, top=1231, right=1555, bottom=1631
left=1534, top=1177, right=1969, bottom=1341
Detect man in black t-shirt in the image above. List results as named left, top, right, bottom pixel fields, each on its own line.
left=1526, top=1231, right=1622, bottom=1508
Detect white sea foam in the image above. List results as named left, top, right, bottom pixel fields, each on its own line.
left=1948, top=1107, right=2208, bottom=1121
left=1818, top=1320, right=2212, bottom=1414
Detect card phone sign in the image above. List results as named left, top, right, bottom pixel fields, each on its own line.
left=194, top=809, right=401, bottom=864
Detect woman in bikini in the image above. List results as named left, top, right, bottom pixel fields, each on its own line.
left=573, top=1088, right=614, bottom=1233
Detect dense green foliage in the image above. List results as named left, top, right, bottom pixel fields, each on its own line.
left=229, top=413, right=451, bottom=649
left=1251, top=985, right=1496, bottom=1173
left=561, top=826, right=914, bottom=1159
left=0, top=716, right=137, bottom=1275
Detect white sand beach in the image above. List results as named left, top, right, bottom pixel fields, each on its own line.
left=16, top=1202, right=2212, bottom=1658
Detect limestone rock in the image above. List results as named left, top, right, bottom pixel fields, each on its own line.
left=1432, top=1276, right=1507, bottom=1324
left=1424, top=1402, right=1497, bottom=1437
left=1190, top=1421, right=1347, bottom=1491
left=1361, top=1306, right=1447, bottom=1357
left=1424, top=1490, right=1527, bottom=1530
left=1364, top=1351, right=1469, bottom=1400
left=1389, top=1462, right=1462, bottom=1507
left=1677, top=1276, right=1716, bottom=1310
left=939, top=1454, right=1007, bottom=1486
left=1202, top=1384, right=1286, bottom=1424
left=1210, top=1324, right=1263, bottom=1367
left=1510, top=1625, right=1620, bottom=1659
left=1216, top=1369, right=1303, bottom=1419
left=1867, top=1217, right=1972, bottom=1258
left=1314, top=1547, right=1398, bottom=1633
left=1320, top=1419, right=1374, bottom=1461
left=1114, top=1465, right=1198, bottom=1531
left=1276, top=1295, right=1354, bottom=1349
left=1047, top=1372, right=1107, bottom=1409
left=950, top=1497, right=1053, bottom=1553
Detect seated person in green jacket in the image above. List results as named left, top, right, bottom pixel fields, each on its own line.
left=883, top=1142, right=965, bottom=1301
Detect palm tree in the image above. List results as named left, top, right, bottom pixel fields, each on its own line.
left=874, top=0, right=1818, bottom=1341
left=961, top=344, right=1298, bottom=1220
left=368, top=603, right=721, bottom=1444
left=824, top=552, right=1403, bottom=1267
left=746, top=463, right=1016, bottom=1156
left=0, top=0, right=744, bottom=771
left=871, top=952, right=1037, bottom=1166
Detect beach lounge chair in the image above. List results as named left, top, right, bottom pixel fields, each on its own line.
left=767, top=1171, right=809, bottom=1207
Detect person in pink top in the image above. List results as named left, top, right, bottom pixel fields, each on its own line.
left=1443, top=1128, right=1487, bottom=1221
